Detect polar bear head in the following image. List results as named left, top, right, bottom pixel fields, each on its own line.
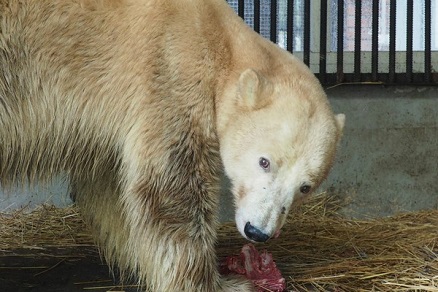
left=218, top=68, right=345, bottom=242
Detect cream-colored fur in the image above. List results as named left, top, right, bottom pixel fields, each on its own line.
left=219, top=67, right=344, bottom=240
left=0, top=0, right=344, bottom=291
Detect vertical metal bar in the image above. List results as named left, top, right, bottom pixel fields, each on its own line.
left=270, top=0, right=278, bottom=43
left=424, top=0, right=431, bottom=83
left=406, top=0, right=413, bottom=83
left=238, top=0, right=244, bottom=19
left=389, top=0, right=396, bottom=84
left=337, top=0, right=344, bottom=83
left=303, top=0, right=311, bottom=66
left=354, top=0, right=361, bottom=82
left=254, top=0, right=260, bottom=33
left=319, top=0, right=327, bottom=83
left=371, top=0, right=379, bottom=81
left=286, top=0, right=294, bottom=52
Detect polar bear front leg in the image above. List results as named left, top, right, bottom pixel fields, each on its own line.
left=118, top=180, right=254, bottom=291
left=220, top=276, right=255, bottom=291
left=116, top=122, right=254, bottom=290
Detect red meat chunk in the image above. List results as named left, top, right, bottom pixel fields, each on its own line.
left=219, top=243, right=286, bottom=292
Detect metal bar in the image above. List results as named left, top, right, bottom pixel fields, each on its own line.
left=286, top=0, right=294, bottom=52
left=270, top=0, right=278, bottom=43
left=406, top=0, right=413, bottom=83
left=337, top=0, right=344, bottom=83
left=303, top=0, right=311, bottom=66
left=319, top=0, right=327, bottom=83
left=371, top=0, right=379, bottom=81
left=238, top=0, right=244, bottom=19
left=354, top=0, right=361, bottom=82
left=389, top=0, right=396, bottom=83
left=254, top=0, right=260, bottom=33
left=424, top=0, right=431, bottom=83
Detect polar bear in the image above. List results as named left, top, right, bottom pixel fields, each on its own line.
left=0, top=0, right=344, bottom=291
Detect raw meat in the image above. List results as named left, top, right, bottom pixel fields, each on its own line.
left=220, top=243, right=286, bottom=292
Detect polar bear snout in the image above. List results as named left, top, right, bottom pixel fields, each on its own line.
left=244, top=222, right=270, bottom=242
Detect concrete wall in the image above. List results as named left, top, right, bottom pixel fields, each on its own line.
left=324, top=85, right=438, bottom=218
left=0, top=176, right=70, bottom=212
left=2, top=86, right=437, bottom=222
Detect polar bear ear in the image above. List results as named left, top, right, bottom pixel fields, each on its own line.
left=335, top=113, right=345, bottom=137
left=238, top=69, right=274, bottom=110
left=335, top=113, right=345, bottom=132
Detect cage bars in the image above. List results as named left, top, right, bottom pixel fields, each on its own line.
left=229, top=0, right=436, bottom=85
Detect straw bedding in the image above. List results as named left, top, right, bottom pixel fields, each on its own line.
left=1, top=193, right=437, bottom=291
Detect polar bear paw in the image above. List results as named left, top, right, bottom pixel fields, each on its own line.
left=220, top=275, right=255, bottom=292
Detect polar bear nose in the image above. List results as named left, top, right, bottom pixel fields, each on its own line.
left=244, top=222, right=270, bottom=242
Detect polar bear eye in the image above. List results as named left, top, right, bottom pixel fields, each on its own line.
left=259, top=157, right=270, bottom=171
left=300, top=184, right=311, bottom=194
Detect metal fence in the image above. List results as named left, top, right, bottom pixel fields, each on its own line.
left=227, top=0, right=437, bottom=86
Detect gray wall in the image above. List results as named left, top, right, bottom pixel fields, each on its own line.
left=324, top=85, right=438, bottom=218
left=2, top=86, right=437, bottom=222
left=0, top=175, right=70, bottom=212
